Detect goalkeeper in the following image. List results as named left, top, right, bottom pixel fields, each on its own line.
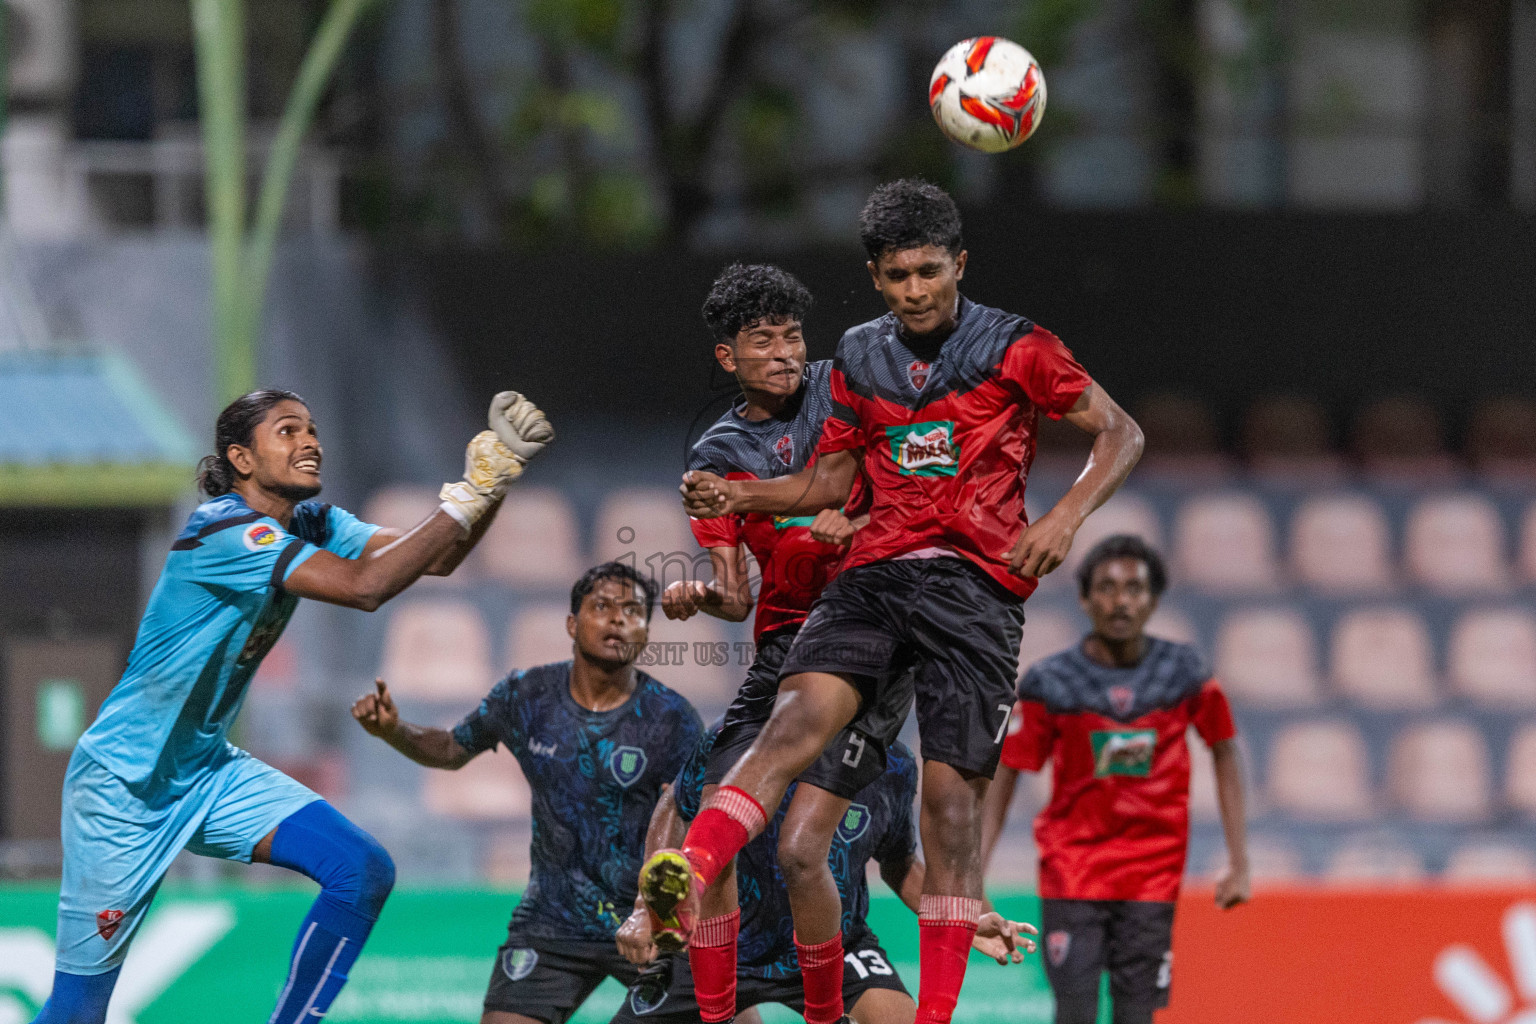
left=28, top=387, right=551, bottom=1024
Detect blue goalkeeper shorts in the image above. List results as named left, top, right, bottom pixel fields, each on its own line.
left=54, top=745, right=320, bottom=974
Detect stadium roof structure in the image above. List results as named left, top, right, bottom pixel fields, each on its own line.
left=0, top=351, right=197, bottom=506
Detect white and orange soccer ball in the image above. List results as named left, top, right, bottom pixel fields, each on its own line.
left=928, top=36, right=1047, bottom=153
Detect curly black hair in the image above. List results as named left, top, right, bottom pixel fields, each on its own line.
left=858, top=178, right=963, bottom=262
left=1076, top=534, right=1169, bottom=599
left=570, top=561, right=659, bottom=620
left=701, top=263, right=813, bottom=343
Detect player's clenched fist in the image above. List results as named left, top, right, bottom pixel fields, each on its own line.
left=1008, top=506, right=1079, bottom=578
left=352, top=678, right=399, bottom=739
left=489, top=391, right=555, bottom=464
left=616, top=905, right=658, bottom=964
left=680, top=470, right=737, bottom=519
left=662, top=580, right=713, bottom=621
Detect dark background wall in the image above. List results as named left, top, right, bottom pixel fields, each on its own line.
left=406, top=212, right=1536, bottom=446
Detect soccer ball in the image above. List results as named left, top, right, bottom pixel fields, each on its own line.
left=928, top=36, right=1046, bottom=153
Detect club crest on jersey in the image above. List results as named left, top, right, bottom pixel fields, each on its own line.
left=96, top=909, right=124, bottom=941
left=243, top=523, right=282, bottom=551
left=907, top=360, right=930, bottom=390
left=1046, top=930, right=1071, bottom=966
left=886, top=421, right=959, bottom=477
left=1090, top=729, right=1156, bottom=778
left=610, top=746, right=648, bottom=788
left=629, top=977, right=670, bottom=1015
left=836, top=803, right=872, bottom=843
left=1108, top=685, right=1135, bottom=717
left=774, top=434, right=794, bottom=466
left=502, top=947, right=539, bottom=982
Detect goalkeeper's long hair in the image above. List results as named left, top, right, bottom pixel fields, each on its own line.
left=197, top=388, right=308, bottom=497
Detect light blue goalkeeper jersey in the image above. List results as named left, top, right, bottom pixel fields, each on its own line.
left=76, top=493, right=378, bottom=794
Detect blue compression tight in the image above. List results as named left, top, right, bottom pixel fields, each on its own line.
left=264, top=800, right=395, bottom=1024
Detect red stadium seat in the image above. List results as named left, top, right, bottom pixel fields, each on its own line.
left=1330, top=607, right=1438, bottom=709
left=364, top=485, right=462, bottom=587
left=1520, top=503, right=1536, bottom=583
left=1388, top=721, right=1492, bottom=823
left=1146, top=605, right=1198, bottom=646
left=1214, top=608, right=1322, bottom=707
left=1198, top=835, right=1304, bottom=883
left=1350, top=396, right=1459, bottom=482
left=381, top=600, right=492, bottom=699
left=1061, top=490, right=1164, bottom=574
left=1466, top=396, right=1536, bottom=479
left=1404, top=493, right=1509, bottom=593
left=1242, top=395, right=1346, bottom=482
left=1186, top=730, right=1221, bottom=822
left=476, top=486, right=584, bottom=588
left=422, top=746, right=531, bottom=821
left=1504, top=726, right=1536, bottom=816
left=505, top=602, right=576, bottom=670
left=1174, top=494, right=1282, bottom=592
left=1290, top=494, right=1395, bottom=594
left=594, top=488, right=700, bottom=585
left=641, top=612, right=738, bottom=708
left=1323, top=834, right=1426, bottom=884
left=1447, top=608, right=1536, bottom=708
left=1018, top=607, right=1084, bottom=677
left=1443, top=841, right=1536, bottom=883
left=1267, top=719, right=1373, bottom=820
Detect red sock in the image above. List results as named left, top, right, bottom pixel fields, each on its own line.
left=682, top=787, right=767, bottom=889
left=795, top=932, right=845, bottom=1024
left=915, top=896, right=982, bottom=1024
left=690, top=910, right=740, bottom=1023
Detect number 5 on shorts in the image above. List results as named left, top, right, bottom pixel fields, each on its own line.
left=993, top=704, right=1012, bottom=745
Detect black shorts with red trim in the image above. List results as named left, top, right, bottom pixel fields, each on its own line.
left=704, top=624, right=911, bottom=799
left=779, top=557, right=1025, bottom=777
left=609, top=934, right=909, bottom=1024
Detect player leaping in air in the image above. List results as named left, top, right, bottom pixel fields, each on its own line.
left=645, top=178, right=1144, bottom=1024
left=656, top=262, right=913, bottom=1024
left=615, top=723, right=1036, bottom=1024
left=352, top=562, right=703, bottom=1024
left=30, top=387, right=551, bottom=1024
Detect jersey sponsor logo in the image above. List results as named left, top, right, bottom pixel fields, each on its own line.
left=775, top=434, right=794, bottom=466
left=1109, top=685, right=1136, bottom=717
left=836, top=803, right=871, bottom=843
left=609, top=746, right=648, bottom=788
left=1046, top=929, right=1071, bottom=966
left=242, top=523, right=282, bottom=551
left=886, top=421, right=959, bottom=476
left=96, top=909, right=124, bottom=941
left=1090, top=729, right=1157, bottom=777
left=529, top=738, right=557, bottom=758
left=772, top=514, right=819, bottom=529
left=908, top=360, right=930, bottom=390
left=501, top=947, right=539, bottom=982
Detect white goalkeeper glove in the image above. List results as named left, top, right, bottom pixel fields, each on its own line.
left=489, top=391, right=555, bottom=464
left=439, top=431, right=521, bottom=533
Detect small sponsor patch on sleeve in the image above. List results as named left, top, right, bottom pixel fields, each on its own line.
left=243, top=522, right=285, bottom=551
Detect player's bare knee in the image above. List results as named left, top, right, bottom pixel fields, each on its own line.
left=776, top=827, right=832, bottom=886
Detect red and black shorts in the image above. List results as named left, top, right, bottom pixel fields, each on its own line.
left=779, top=557, right=1025, bottom=778
left=704, top=624, right=912, bottom=799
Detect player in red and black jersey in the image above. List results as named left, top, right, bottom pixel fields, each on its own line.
left=642, top=180, right=1142, bottom=1024
left=982, top=535, right=1250, bottom=1024
left=659, top=263, right=912, bottom=1024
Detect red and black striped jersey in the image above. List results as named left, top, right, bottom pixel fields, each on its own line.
left=688, top=361, right=868, bottom=640
left=1003, top=637, right=1237, bottom=902
left=818, top=297, right=1091, bottom=598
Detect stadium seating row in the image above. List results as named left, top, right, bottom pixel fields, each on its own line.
left=366, top=483, right=1536, bottom=596
left=378, top=595, right=1536, bottom=712
left=1022, top=604, right=1536, bottom=709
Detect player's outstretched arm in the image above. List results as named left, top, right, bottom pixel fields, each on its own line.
left=1008, top=383, right=1143, bottom=578
left=681, top=449, right=860, bottom=519
left=287, top=396, right=552, bottom=610
left=663, top=544, right=754, bottom=623
left=351, top=678, right=476, bottom=769
left=1211, top=738, right=1251, bottom=909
